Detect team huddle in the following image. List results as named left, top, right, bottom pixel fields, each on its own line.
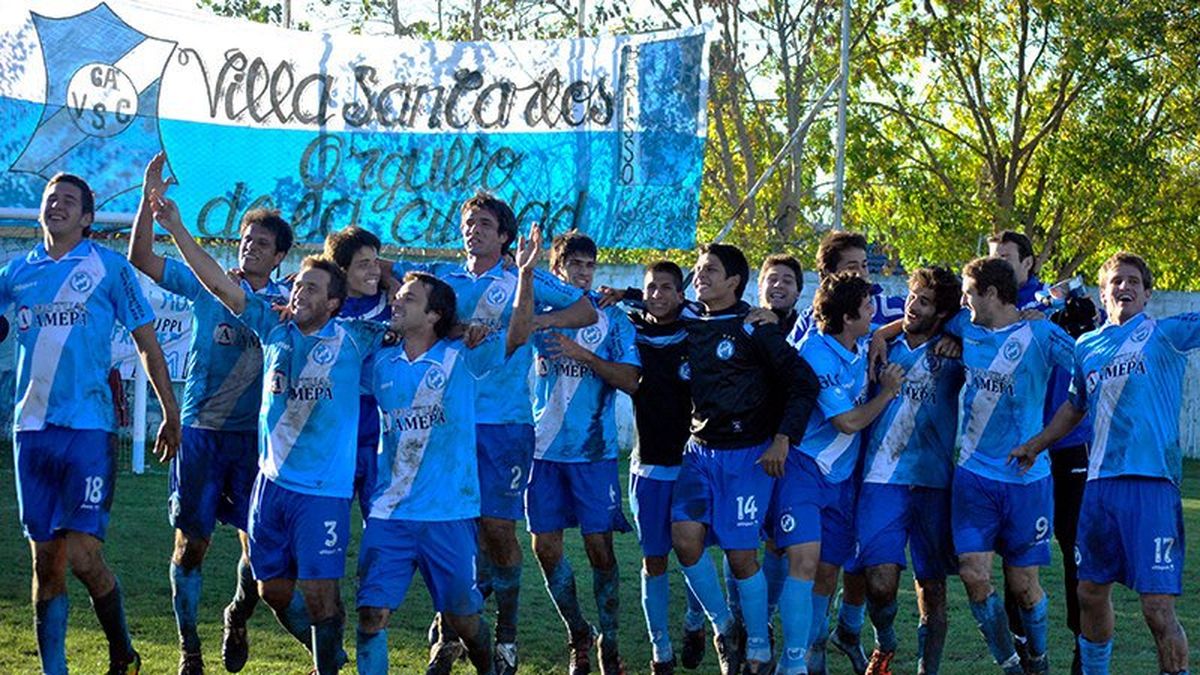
left=0, top=153, right=1195, bottom=675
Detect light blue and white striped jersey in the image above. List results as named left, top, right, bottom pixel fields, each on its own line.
left=369, top=332, right=507, bottom=521
left=0, top=240, right=154, bottom=432
left=533, top=302, right=640, bottom=462
left=1069, top=312, right=1200, bottom=485
left=238, top=291, right=386, bottom=498
left=863, top=335, right=964, bottom=488
left=947, top=310, right=1074, bottom=483
left=793, top=331, right=870, bottom=483
left=395, top=260, right=582, bottom=424
left=160, top=258, right=289, bottom=431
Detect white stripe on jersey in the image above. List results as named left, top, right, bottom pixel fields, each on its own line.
left=815, top=431, right=857, bottom=477
left=1087, top=321, right=1154, bottom=481
left=17, top=250, right=106, bottom=429
left=195, top=344, right=263, bottom=430
left=535, top=311, right=610, bottom=458
left=957, top=324, right=1034, bottom=466
left=370, top=347, right=461, bottom=519
left=262, top=328, right=347, bottom=479
left=865, top=353, right=933, bottom=483
left=470, top=274, right=517, bottom=327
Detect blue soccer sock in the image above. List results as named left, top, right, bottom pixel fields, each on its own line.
left=1020, top=595, right=1049, bottom=658
left=311, top=616, right=343, bottom=675
left=356, top=628, right=388, bottom=675
left=868, top=597, right=898, bottom=652
left=277, top=590, right=313, bottom=648
left=837, top=594, right=866, bottom=637
left=228, top=555, right=259, bottom=624
left=680, top=557, right=733, bottom=635
left=542, top=558, right=589, bottom=637
left=170, top=562, right=203, bottom=654
left=91, top=578, right=136, bottom=665
left=593, top=564, right=620, bottom=644
left=1078, top=635, right=1111, bottom=675
left=492, top=563, right=522, bottom=644
left=735, top=569, right=770, bottom=662
left=809, top=592, right=831, bottom=648
left=764, top=551, right=787, bottom=622
left=969, top=593, right=1019, bottom=669
left=642, top=570, right=673, bottom=663
left=723, top=555, right=742, bottom=621
left=35, top=594, right=68, bottom=675
left=683, top=579, right=707, bottom=632
left=779, top=576, right=814, bottom=671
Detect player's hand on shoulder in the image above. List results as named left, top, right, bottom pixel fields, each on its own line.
left=1020, top=308, right=1047, bottom=321
left=745, top=307, right=778, bottom=326
left=462, top=322, right=494, bottom=348
left=931, top=334, right=962, bottom=359
left=867, top=332, right=890, bottom=381
left=594, top=285, right=626, bottom=309
left=544, top=331, right=588, bottom=361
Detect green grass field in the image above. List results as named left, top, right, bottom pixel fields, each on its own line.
left=1, top=449, right=1197, bottom=674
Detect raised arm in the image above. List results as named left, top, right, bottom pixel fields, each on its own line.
left=131, top=323, right=181, bottom=461
left=127, top=153, right=173, bottom=281
left=506, top=226, right=541, bottom=356
left=535, top=294, right=597, bottom=329
left=150, top=192, right=246, bottom=314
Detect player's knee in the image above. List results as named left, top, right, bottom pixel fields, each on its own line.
left=1076, top=581, right=1108, bottom=611
left=259, top=581, right=293, bottom=612
left=480, top=518, right=516, bottom=551
left=583, top=535, right=615, bottom=570
left=865, top=566, right=899, bottom=602
left=643, top=556, right=669, bottom=576
left=531, top=534, right=563, bottom=569
left=725, top=550, right=759, bottom=580
left=958, top=563, right=991, bottom=601
left=65, top=542, right=111, bottom=590
left=784, top=545, right=819, bottom=580
left=357, top=607, right=390, bottom=634
left=173, top=533, right=210, bottom=570
left=444, top=612, right=481, bottom=640
left=1141, top=596, right=1180, bottom=636
left=31, top=543, right=67, bottom=589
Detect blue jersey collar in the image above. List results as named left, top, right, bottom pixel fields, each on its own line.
left=817, top=330, right=866, bottom=364
left=389, top=337, right=450, bottom=365
left=27, top=238, right=94, bottom=264
left=449, top=260, right=507, bottom=281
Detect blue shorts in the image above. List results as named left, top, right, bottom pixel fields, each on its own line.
left=1076, top=477, right=1184, bottom=595
left=526, top=458, right=632, bottom=535
left=671, top=440, right=774, bottom=551
left=354, top=396, right=381, bottom=520
left=952, top=468, right=1053, bottom=567
left=768, top=452, right=857, bottom=566
left=15, top=426, right=116, bottom=542
left=477, top=423, right=534, bottom=521
left=856, top=483, right=956, bottom=580
left=356, top=518, right=483, bottom=615
left=247, top=474, right=351, bottom=581
left=168, top=427, right=258, bottom=538
left=630, top=473, right=676, bottom=558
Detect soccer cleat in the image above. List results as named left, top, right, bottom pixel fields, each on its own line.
left=1025, top=653, right=1049, bottom=674
left=807, top=641, right=827, bottom=675
left=178, top=651, right=204, bottom=675
left=596, top=633, right=626, bottom=675
left=741, top=657, right=774, bottom=674
left=713, top=620, right=746, bottom=675
left=1013, top=636, right=1032, bottom=673
left=427, top=616, right=440, bottom=648
left=222, top=605, right=250, bottom=673
left=651, top=657, right=678, bottom=674
left=494, top=641, right=519, bottom=675
left=865, top=649, right=894, bottom=675
left=426, top=638, right=468, bottom=675
left=681, top=626, right=706, bottom=670
left=830, top=628, right=868, bottom=675
left=568, top=626, right=596, bottom=675
left=107, top=650, right=142, bottom=675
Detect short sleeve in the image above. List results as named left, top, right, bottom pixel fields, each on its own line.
left=943, top=308, right=969, bottom=338
left=605, top=310, right=641, bottom=368
left=1042, top=322, right=1076, bottom=371
left=111, top=258, right=155, bottom=331
left=235, top=290, right=281, bottom=338
left=159, top=257, right=204, bottom=301
left=1068, top=343, right=1089, bottom=411
left=462, top=332, right=506, bottom=378
left=533, top=269, right=584, bottom=310
left=802, top=341, right=855, bottom=419
left=1159, top=313, right=1200, bottom=352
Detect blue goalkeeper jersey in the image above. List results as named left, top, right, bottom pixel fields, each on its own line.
left=160, top=258, right=289, bottom=431
left=0, top=240, right=153, bottom=432
left=394, top=260, right=582, bottom=425
left=862, top=335, right=964, bottom=489
left=238, top=291, right=386, bottom=498
left=369, top=332, right=507, bottom=521
left=947, top=310, right=1075, bottom=483
left=793, top=330, right=870, bottom=483
left=1070, top=312, right=1200, bottom=485
left=533, top=301, right=640, bottom=462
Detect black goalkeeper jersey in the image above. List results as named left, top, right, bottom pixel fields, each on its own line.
left=628, top=311, right=692, bottom=468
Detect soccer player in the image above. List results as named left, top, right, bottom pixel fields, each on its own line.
left=946, top=256, right=1074, bottom=674
left=384, top=193, right=595, bottom=675
left=151, top=194, right=388, bottom=674
left=323, top=227, right=390, bottom=523
left=1010, top=252, right=1196, bottom=675
left=355, top=229, right=540, bottom=675
left=769, top=272, right=904, bottom=675
left=1, top=172, right=182, bottom=674
left=671, top=243, right=820, bottom=675
left=856, top=267, right=963, bottom=675
left=128, top=154, right=292, bottom=674
left=526, top=232, right=639, bottom=674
